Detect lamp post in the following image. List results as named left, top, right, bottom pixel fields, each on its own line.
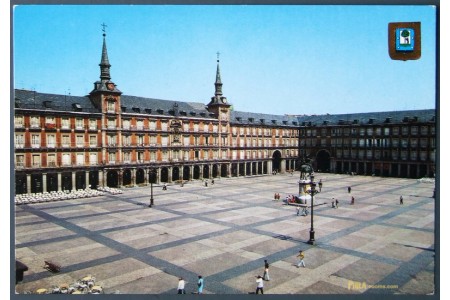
left=306, top=174, right=320, bottom=245
left=149, top=168, right=156, bottom=207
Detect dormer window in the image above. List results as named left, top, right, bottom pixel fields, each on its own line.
left=121, top=106, right=127, bottom=112
left=145, top=108, right=152, bottom=114
left=132, top=107, right=140, bottom=113
left=236, top=117, right=242, bottom=122
left=157, top=109, right=164, bottom=114
left=43, top=101, right=52, bottom=108
left=271, top=120, right=277, bottom=124
left=72, top=103, right=82, bottom=112
left=282, top=121, right=288, bottom=125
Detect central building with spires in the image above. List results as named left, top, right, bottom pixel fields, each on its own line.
left=13, top=32, right=435, bottom=195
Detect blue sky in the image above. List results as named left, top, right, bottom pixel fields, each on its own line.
left=13, top=5, right=436, bottom=115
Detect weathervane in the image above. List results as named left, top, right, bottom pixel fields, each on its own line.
left=101, top=22, right=107, bottom=35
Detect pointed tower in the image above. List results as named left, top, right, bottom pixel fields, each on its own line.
left=89, top=26, right=122, bottom=110
left=207, top=52, right=231, bottom=120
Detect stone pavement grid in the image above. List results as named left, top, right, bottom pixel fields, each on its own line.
left=14, top=173, right=436, bottom=295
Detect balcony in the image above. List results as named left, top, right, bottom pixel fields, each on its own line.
left=15, top=144, right=24, bottom=149
left=32, top=163, right=41, bottom=168
left=31, top=144, right=40, bottom=148
left=15, top=162, right=24, bottom=169
left=47, top=162, right=57, bottom=167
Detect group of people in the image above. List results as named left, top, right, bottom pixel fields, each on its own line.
left=177, top=275, right=204, bottom=294
left=273, top=193, right=281, bottom=200
left=204, top=179, right=215, bottom=187
left=254, top=251, right=306, bottom=294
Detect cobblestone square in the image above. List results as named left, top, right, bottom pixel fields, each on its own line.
left=14, top=173, right=435, bottom=295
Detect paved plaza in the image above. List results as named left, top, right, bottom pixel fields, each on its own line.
left=14, top=173, right=436, bottom=295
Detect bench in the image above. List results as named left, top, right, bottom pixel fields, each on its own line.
left=44, top=260, right=61, bottom=273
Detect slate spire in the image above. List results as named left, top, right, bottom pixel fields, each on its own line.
left=214, top=52, right=223, bottom=97
left=99, top=29, right=111, bottom=81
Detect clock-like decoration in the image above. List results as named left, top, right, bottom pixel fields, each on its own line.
left=107, top=83, right=115, bottom=91
left=222, top=98, right=227, bottom=104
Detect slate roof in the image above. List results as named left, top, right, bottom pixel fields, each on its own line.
left=14, top=89, right=100, bottom=113
left=295, top=109, right=436, bottom=126
left=14, top=89, right=435, bottom=125
left=230, top=110, right=299, bottom=126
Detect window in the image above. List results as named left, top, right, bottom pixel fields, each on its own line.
left=183, top=136, right=190, bottom=146
left=401, top=150, right=408, bottom=160
left=137, top=135, right=144, bottom=145
left=162, top=151, right=168, bottom=161
left=149, top=120, right=156, bottom=130
left=89, top=135, right=97, bottom=147
left=401, top=138, right=408, bottom=148
left=46, top=116, right=56, bottom=127
left=122, top=135, right=130, bottom=146
left=89, top=153, right=97, bottom=165
left=411, top=126, right=418, bottom=135
left=161, top=122, right=168, bottom=131
left=107, top=118, right=115, bottom=129
left=137, top=119, right=144, bottom=130
left=107, top=101, right=115, bottom=112
left=14, top=115, right=24, bottom=128
left=62, top=117, right=70, bottom=129
left=47, top=134, right=56, bottom=148
left=62, top=135, right=70, bottom=147
left=172, top=150, right=180, bottom=161
left=76, top=135, right=84, bottom=147
left=32, top=154, right=41, bottom=167
left=194, top=137, right=199, bottom=146
left=16, top=155, right=25, bottom=168
left=213, top=125, right=218, bottom=133
left=150, top=151, right=156, bottom=162
left=108, top=152, right=116, bottom=164
left=15, top=134, right=24, bottom=148
left=410, top=151, right=417, bottom=160
left=150, top=135, right=157, bottom=145
left=402, top=126, right=409, bottom=135
left=366, top=128, right=373, bottom=135
left=392, top=150, right=398, bottom=160
left=384, top=127, right=390, bottom=135
left=193, top=123, right=199, bottom=132
left=30, top=116, right=40, bottom=128
left=392, top=127, right=399, bottom=135
left=203, top=123, right=209, bottom=132
left=62, top=153, right=71, bottom=166
left=420, top=151, right=427, bottom=161
left=161, top=136, right=168, bottom=146
left=421, top=126, right=428, bottom=135
left=76, top=153, right=84, bottom=165
left=420, top=138, right=428, bottom=148
left=137, top=152, right=144, bottom=162
left=123, top=152, right=131, bottom=163
left=222, top=150, right=227, bottom=159
left=184, top=151, right=189, bottom=160
left=123, top=119, right=130, bottom=129
left=108, top=135, right=116, bottom=146
left=89, top=119, right=97, bottom=130
left=31, top=134, right=40, bottom=148
left=75, top=118, right=83, bottom=129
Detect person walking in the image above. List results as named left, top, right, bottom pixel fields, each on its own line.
left=296, top=206, right=301, bottom=216
left=335, top=199, right=339, bottom=208
left=197, top=275, right=204, bottom=294
left=296, top=250, right=306, bottom=268
left=348, top=186, right=352, bottom=193
left=255, top=275, right=264, bottom=294
left=177, top=277, right=186, bottom=294
left=318, top=179, right=323, bottom=192
left=351, top=196, right=355, bottom=205
left=205, top=180, right=208, bottom=187
left=400, top=195, right=403, bottom=205
left=263, top=260, right=270, bottom=281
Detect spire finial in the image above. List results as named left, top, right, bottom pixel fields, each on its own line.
left=216, top=51, right=220, bottom=62
left=101, top=22, right=107, bottom=36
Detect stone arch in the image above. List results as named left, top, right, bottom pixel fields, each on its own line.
left=316, top=150, right=331, bottom=172
left=136, top=169, right=145, bottom=184
left=106, top=170, right=119, bottom=188
left=160, top=167, right=169, bottom=183
left=272, top=150, right=282, bottom=173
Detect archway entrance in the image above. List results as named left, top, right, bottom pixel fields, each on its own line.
left=203, top=165, right=210, bottom=179
left=107, top=171, right=118, bottom=187
left=212, top=164, right=218, bottom=178
left=136, top=169, right=145, bottom=184
left=172, top=167, right=180, bottom=181
left=89, top=171, right=99, bottom=189
left=193, top=166, right=200, bottom=179
left=221, top=164, right=228, bottom=177
left=62, top=172, right=72, bottom=191
left=272, top=150, right=282, bottom=173
left=316, top=150, right=331, bottom=172
left=76, top=171, right=86, bottom=190
left=161, top=168, right=169, bottom=182
left=47, top=173, right=58, bottom=192
left=31, top=174, right=43, bottom=193
left=123, top=169, right=132, bottom=186
left=15, top=174, right=27, bottom=194
left=183, top=166, right=190, bottom=181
